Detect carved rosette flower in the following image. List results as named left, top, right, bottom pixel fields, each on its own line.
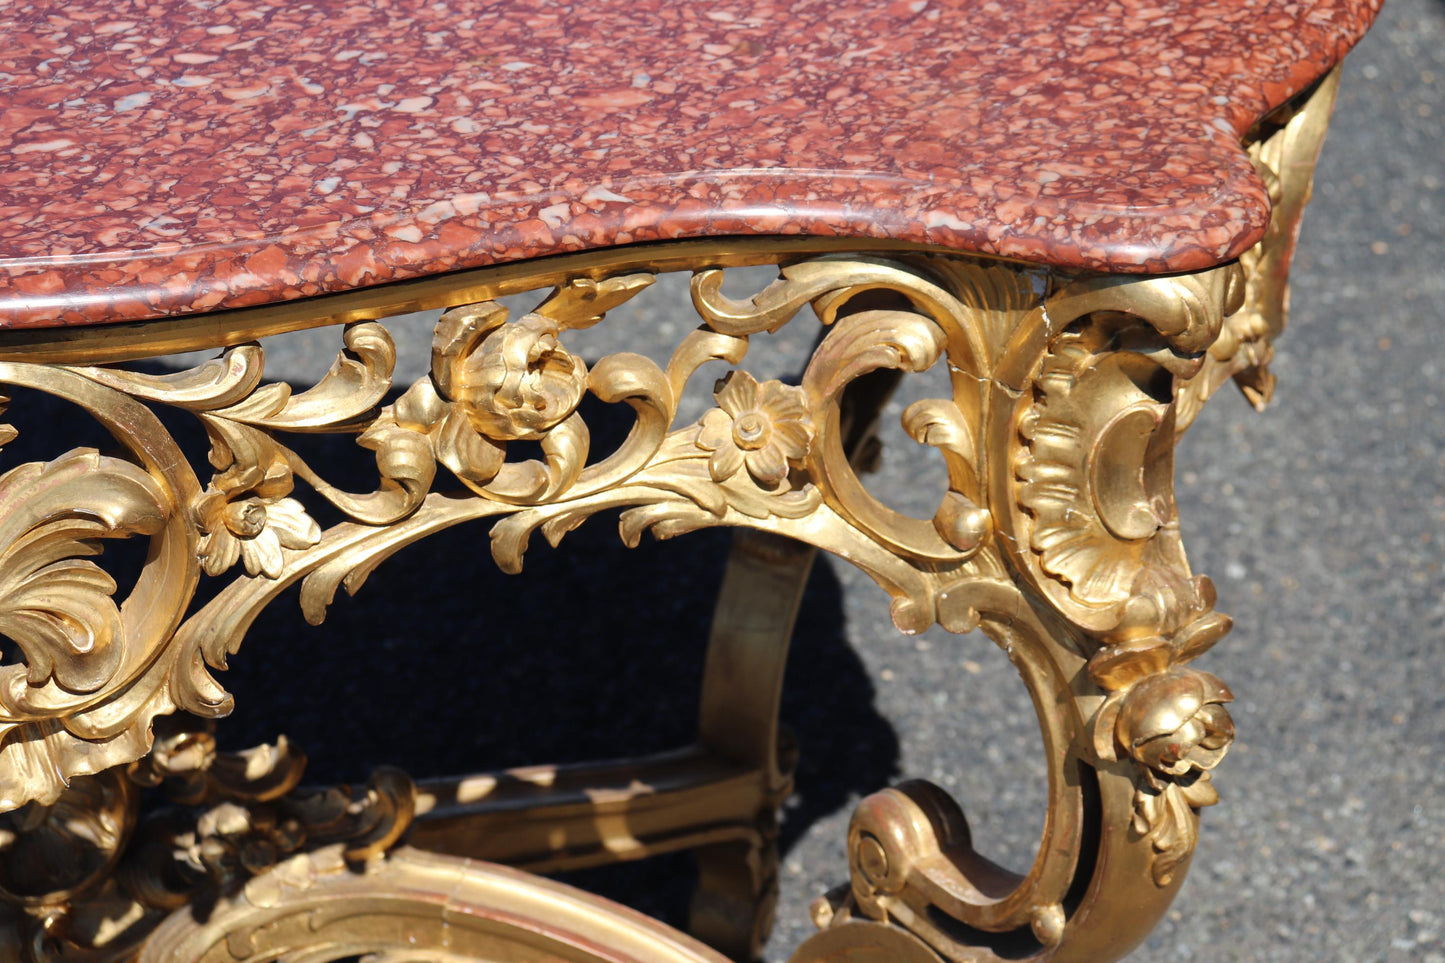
left=196, top=459, right=320, bottom=580
left=453, top=314, right=588, bottom=442
left=697, top=371, right=813, bottom=487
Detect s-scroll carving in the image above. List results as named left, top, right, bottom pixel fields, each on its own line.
left=999, top=265, right=1243, bottom=874
left=0, top=245, right=1255, bottom=963
left=0, top=255, right=1030, bottom=814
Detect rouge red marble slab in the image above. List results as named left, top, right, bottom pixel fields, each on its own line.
left=0, top=0, right=1379, bottom=328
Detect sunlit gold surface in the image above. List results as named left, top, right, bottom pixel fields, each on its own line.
left=0, top=73, right=1341, bottom=963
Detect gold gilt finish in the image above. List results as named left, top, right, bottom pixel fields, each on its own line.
left=0, top=71, right=1340, bottom=963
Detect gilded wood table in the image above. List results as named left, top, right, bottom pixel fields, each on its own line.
left=0, top=2, right=1379, bottom=960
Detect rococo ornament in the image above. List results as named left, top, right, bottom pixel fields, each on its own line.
left=0, top=248, right=1237, bottom=961
left=0, top=68, right=1341, bottom=963
left=697, top=371, right=813, bottom=487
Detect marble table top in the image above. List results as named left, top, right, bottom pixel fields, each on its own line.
left=0, top=0, right=1379, bottom=328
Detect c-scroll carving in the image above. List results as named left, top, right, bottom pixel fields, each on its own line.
left=790, top=255, right=1252, bottom=961
left=998, top=264, right=1243, bottom=890
left=0, top=365, right=201, bottom=812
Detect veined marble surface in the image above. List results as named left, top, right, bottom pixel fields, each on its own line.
left=0, top=0, right=1379, bottom=327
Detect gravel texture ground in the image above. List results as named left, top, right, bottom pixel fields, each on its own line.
left=172, top=3, right=1442, bottom=959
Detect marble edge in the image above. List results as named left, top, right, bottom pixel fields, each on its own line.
left=0, top=25, right=1369, bottom=330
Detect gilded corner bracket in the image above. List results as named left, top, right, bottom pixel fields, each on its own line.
left=0, top=71, right=1340, bottom=959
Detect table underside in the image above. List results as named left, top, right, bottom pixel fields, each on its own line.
left=0, top=72, right=1338, bottom=962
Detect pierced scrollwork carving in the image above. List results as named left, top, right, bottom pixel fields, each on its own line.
left=0, top=259, right=872, bottom=807
left=0, top=366, right=199, bottom=811
left=0, top=449, right=167, bottom=694
left=0, top=222, right=1272, bottom=961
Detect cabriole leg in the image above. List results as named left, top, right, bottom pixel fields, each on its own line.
left=692, top=361, right=902, bottom=960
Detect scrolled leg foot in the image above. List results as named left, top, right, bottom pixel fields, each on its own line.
left=794, top=594, right=1231, bottom=963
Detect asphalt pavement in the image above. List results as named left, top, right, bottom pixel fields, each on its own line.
left=180, top=2, right=1444, bottom=959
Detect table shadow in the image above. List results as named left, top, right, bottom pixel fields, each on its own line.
left=213, top=510, right=898, bottom=931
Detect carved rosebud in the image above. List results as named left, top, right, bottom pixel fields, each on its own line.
left=453, top=314, right=588, bottom=441
left=1115, top=667, right=1234, bottom=778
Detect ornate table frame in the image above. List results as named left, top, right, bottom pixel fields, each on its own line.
left=0, top=70, right=1338, bottom=963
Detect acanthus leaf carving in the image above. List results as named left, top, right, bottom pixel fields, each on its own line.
left=1088, top=598, right=1237, bottom=887
left=534, top=272, right=656, bottom=329
left=0, top=239, right=1269, bottom=963
left=68, top=344, right=266, bottom=410
left=990, top=258, right=1246, bottom=894
left=1175, top=69, right=1341, bottom=431
left=0, top=450, right=166, bottom=695
left=0, top=254, right=1114, bottom=818
left=209, top=321, right=396, bottom=431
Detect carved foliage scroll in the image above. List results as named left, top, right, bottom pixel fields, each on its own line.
left=0, top=240, right=1254, bottom=962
